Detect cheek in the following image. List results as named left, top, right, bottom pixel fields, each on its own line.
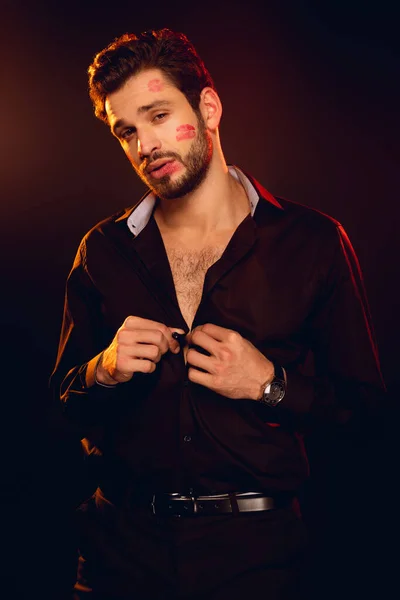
left=176, top=124, right=196, bottom=142
left=122, top=143, right=139, bottom=167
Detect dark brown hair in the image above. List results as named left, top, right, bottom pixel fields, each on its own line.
left=88, top=28, right=215, bottom=124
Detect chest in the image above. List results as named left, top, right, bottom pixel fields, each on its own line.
left=163, top=244, right=226, bottom=330
left=99, top=225, right=319, bottom=358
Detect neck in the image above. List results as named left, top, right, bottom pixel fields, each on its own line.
left=154, top=152, right=250, bottom=238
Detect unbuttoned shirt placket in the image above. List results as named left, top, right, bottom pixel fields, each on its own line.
left=168, top=215, right=258, bottom=494
left=129, top=207, right=259, bottom=493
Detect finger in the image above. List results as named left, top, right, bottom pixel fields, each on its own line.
left=168, top=327, right=187, bottom=353
left=109, top=356, right=156, bottom=380
left=131, top=343, right=162, bottom=363
left=121, top=317, right=174, bottom=352
left=186, top=348, right=215, bottom=373
left=118, top=328, right=169, bottom=355
left=188, top=323, right=231, bottom=344
left=168, top=327, right=186, bottom=334
left=131, top=324, right=185, bottom=354
left=189, top=329, right=220, bottom=356
left=130, top=358, right=157, bottom=375
left=120, top=317, right=185, bottom=354
left=123, top=316, right=168, bottom=331
left=187, top=367, right=214, bottom=388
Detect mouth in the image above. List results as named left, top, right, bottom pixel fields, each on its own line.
left=147, top=158, right=173, bottom=174
left=146, top=159, right=180, bottom=179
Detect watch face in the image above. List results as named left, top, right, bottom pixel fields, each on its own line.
left=262, top=379, right=285, bottom=406
left=270, top=382, right=285, bottom=402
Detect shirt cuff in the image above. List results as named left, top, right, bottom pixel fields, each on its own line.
left=85, top=352, right=118, bottom=389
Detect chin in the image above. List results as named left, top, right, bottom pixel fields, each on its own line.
left=155, top=187, right=188, bottom=201
left=158, top=181, right=200, bottom=200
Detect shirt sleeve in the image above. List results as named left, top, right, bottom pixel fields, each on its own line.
left=49, top=238, right=118, bottom=432
left=274, top=223, right=386, bottom=431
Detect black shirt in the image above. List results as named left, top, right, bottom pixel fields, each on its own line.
left=50, top=168, right=385, bottom=498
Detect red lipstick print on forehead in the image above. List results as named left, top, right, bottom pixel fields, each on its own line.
left=176, top=124, right=196, bottom=142
left=147, top=79, right=164, bottom=92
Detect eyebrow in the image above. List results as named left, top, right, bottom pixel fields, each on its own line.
left=111, top=100, right=173, bottom=136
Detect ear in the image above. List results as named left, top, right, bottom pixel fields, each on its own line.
left=199, top=87, right=222, bottom=131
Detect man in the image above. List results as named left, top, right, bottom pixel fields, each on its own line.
left=51, top=28, right=385, bottom=599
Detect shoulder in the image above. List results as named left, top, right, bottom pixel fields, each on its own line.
left=258, top=193, right=351, bottom=270
left=245, top=168, right=342, bottom=242
left=85, top=207, right=132, bottom=241
left=71, top=205, right=136, bottom=271
left=272, top=196, right=360, bottom=272
left=81, top=204, right=137, bottom=248
left=274, top=195, right=347, bottom=252
left=275, top=195, right=341, bottom=236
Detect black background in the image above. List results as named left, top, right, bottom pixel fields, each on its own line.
left=1, top=1, right=399, bottom=597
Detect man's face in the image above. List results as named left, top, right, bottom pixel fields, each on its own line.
left=105, top=69, right=212, bottom=200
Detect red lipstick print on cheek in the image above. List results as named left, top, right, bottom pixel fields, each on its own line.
left=147, top=79, right=163, bottom=92
left=176, top=124, right=196, bottom=142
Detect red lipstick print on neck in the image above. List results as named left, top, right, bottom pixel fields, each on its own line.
left=176, top=124, right=196, bottom=141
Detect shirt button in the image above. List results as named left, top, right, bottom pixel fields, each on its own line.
left=183, top=379, right=189, bottom=387
left=183, top=435, right=192, bottom=442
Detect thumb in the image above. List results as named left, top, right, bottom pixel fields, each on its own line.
left=168, top=327, right=187, bottom=336
left=168, top=327, right=187, bottom=353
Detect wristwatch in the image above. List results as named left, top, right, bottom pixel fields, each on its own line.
left=259, top=362, right=286, bottom=407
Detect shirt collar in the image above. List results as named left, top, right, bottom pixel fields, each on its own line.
left=116, top=165, right=283, bottom=236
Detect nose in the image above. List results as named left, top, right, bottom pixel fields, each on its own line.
left=137, top=128, right=161, bottom=161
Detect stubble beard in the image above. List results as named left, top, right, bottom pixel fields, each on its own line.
left=136, top=115, right=213, bottom=200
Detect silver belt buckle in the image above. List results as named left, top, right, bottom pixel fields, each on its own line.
left=191, top=492, right=198, bottom=515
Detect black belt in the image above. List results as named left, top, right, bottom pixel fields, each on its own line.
left=148, top=492, right=290, bottom=517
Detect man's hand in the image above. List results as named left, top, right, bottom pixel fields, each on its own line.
left=186, top=323, right=274, bottom=401
left=96, top=316, right=185, bottom=385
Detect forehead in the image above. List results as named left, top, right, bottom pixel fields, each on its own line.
left=105, top=68, right=185, bottom=124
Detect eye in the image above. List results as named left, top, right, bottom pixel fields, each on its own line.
left=153, top=112, right=168, bottom=122
left=120, top=127, right=136, bottom=140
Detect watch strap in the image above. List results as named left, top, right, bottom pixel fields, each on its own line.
left=271, top=362, right=285, bottom=383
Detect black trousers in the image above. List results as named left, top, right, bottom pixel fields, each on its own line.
left=72, top=491, right=311, bottom=600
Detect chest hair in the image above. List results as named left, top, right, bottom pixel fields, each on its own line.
left=166, top=245, right=225, bottom=328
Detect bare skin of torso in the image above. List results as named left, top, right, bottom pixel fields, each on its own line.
left=164, top=238, right=228, bottom=330
left=154, top=176, right=250, bottom=363
left=160, top=232, right=233, bottom=363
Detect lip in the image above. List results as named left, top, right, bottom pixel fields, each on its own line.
left=148, top=160, right=181, bottom=179
left=147, top=158, right=174, bottom=174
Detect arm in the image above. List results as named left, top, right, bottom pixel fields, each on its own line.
left=50, top=238, right=115, bottom=430
left=186, top=224, right=386, bottom=431
left=50, top=237, right=183, bottom=431
left=279, top=224, right=386, bottom=429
